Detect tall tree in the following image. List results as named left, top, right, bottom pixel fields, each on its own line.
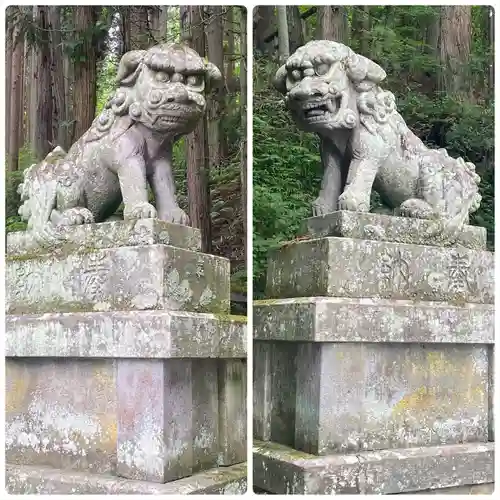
left=288, top=6, right=304, bottom=53
left=31, top=6, right=53, bottom=160
left=276, top=6, right=290, bottom=62
left=240, top=6, right=247, bottom=264
left=206, top=6, right=226, bottom=168
left=71, top=7, right=98, bottom=142
left=438, top=6, right=472, bottom=98
left=48, top=6, right=69, bottom=150
left=185, top=6, right=212, bottom=252
left=6, top=7, right=24, bottom=171
left=317, top=6, right=346, bottom=42
left=254, top=6, right=275, bottom=55
left=353, top=6, right=371, bottom=56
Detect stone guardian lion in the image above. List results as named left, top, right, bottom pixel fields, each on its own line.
left=273, top=40, right=481, bottom=240
left=18, top=43, right=221, bottom=239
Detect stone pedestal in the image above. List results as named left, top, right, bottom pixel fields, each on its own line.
left=253, top=212, right=494, bottom=494
left=5, top=219, right=247, bottom=495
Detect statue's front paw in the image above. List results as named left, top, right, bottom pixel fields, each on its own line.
left=124, top=202, right=158, bottom=221
left=59, top=207, right=94, bottom=226
left=159, top=207, right=190, bottom=226
left=312, top=197, right=335, bottom=217
left=338, top=190, right=370, bottom=212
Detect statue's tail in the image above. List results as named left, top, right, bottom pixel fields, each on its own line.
left=17, top=147, right=67, bottom=232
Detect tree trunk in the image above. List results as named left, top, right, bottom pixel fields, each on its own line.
left=72, top=6, right=97, bottom=142
left=254, top=6, right=275, bottom=55
left=48, top=6, right=69, bottom=150
left=353, top=6, right=370, bottom=56
left=31, top=5, right=53, bottom=160
left=317, top=6, right=346, bottom=42
left=438, top=6, right=472, bottom=98
left=225, top=7, right=235, bottom=89
left=7, top=9, right=24, bottom=171
left=159, top=6, right=169, bottom=41
left=5, top=6, right=14, bottom=164
left=277, top=6, right=290, bottom=62
left=185, top=6, right=212, bottom=253
left=239, top=6, right=247, bottom=265
left=206, top=6, right=226, bottom=169
left=288, top=6, right=304, bottom=53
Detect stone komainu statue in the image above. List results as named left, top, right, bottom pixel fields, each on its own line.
left=273, top=40, right=482, bottom=240
left=18, top=43, right=221, bottom=237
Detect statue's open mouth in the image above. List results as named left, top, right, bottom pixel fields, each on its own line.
left=300, top=96, right=342, bottom=123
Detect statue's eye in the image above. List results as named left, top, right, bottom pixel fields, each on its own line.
left=316, top=63, right=330, bottom=76
left=187, top=75, right=202, bottom=86
left=171, top=73, right=185, bottom=83
left=155, top=71, right=170, bottom=82
left=291, top=69, right=302, bottom=81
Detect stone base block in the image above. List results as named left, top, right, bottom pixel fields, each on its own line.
left=6, top=358, right=117, bottom=475
left=6, top=311, right=247, bottom=481
left=6, top=310, right=246, bottom=358
left=266, top=237, right=493, bottom=304
left=7, top=218, right=201, bottom=258
left=218, top=359, right=247, bottom=466
left=5, top=462, right=247, bottom=495
left=253, top=440, right=494, bottom=494
left=7, top=243, right=230, bottom=315
left=300, top=211, right=487, bottom=250
left=254, top=339, right=490, bottom=454
left=254, top=297, right=494, bottom=343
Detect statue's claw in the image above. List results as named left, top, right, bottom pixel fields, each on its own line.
left=59, top=207, right=95, bottom=226
left=338, top=190, right=370, bottom=212
left=124, top=202, right=157, bottom=221
left=158, top=206, right=190, bottom=226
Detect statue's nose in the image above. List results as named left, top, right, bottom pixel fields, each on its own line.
left=289, top=79, right=329, bottom=100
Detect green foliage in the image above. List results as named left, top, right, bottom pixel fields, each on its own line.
left=96, top=55, right=119, bottom=115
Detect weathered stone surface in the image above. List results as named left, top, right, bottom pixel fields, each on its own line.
left=6, top=310, right=246, bottom=359
left=6, top=219, right=201, bottom=259
left=253, top=297, right=494, bottom=343
left=117, top=359, right=223, bottom=483
left=266, top=237, right=493, bottom=304
left=253, top=341, right=489, bottom=454
left=253, top=440, right=494, bottom=494
left=253, top=342, right=297, bottom=446
left=6, top=359, right=117, bottom=474
left=5, top=462, right=247, bottom=494
left=488, top=346, right=494, bottom=441
left=300, top=211, right=487, bottom=250
left=7, top=244, right=230, bottom=314
left=218, top=359, right=247, bottom=466
left=400, top=483, right=494, bottom=494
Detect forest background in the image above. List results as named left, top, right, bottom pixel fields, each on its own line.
left=4, top=5, right=248, bottom=313
left=253, top=5, right=495, bottom=298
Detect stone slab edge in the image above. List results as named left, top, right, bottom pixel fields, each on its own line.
left=253, top=297, right=494, bottom=344
left=299, top=211, right=486, bottom=250
left=5, top=462, right=247, bottom=495
left=7, top=218, right=202, bottom=258
left=253, top=440, right=494, bottom=495
left=6, top=310, right=247, bottom=358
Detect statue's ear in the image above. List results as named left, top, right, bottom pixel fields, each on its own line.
left=116, top=50, right=146, bottom=86
left=273, top=64, right=287, bottom=94
left=346, top=53, right=386, bottom=84
left=205, top=62, right=222, bottom=90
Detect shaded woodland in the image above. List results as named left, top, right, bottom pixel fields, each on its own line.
left=5, top=5, right=247, bottom=310
left=253, top=5, right=494, bottom=297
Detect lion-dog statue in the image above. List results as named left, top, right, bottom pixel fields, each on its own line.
left=18, top=43, right=221, bottom=239
left=273, top=40, right=482, bottom=240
